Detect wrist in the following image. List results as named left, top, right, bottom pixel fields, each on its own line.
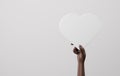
left=78, top=61, right=85, bottom=64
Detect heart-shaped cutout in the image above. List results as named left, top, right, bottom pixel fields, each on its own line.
left=59, top=13, right=103, bottom=47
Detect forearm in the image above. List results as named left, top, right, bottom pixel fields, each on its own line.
left=77, top=62, right=85, bottom=76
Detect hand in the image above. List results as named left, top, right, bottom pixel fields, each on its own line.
left=73, top=45, right=86, bottom=63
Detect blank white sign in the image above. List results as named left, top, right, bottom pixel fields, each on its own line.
left=59, top=13, right=103, bottom=47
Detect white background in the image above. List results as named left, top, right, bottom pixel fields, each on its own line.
left=0, top=0, right=120, bottom=76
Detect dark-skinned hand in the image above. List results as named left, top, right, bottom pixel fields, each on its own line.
left=73, top=45, right=86, bottom=63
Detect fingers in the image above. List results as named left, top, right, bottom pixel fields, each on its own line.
left=73, top=47, right=80, bottom=55
left=79, top=45, right=86, bottom=55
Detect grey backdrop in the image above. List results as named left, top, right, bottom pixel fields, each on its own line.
left=0, top=0, right=120, bottom=76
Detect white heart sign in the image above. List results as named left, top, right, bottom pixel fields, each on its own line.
left=59, top=13, right=103, bottom=47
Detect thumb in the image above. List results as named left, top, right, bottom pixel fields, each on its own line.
left=73, top=47, right=80, bottom=55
